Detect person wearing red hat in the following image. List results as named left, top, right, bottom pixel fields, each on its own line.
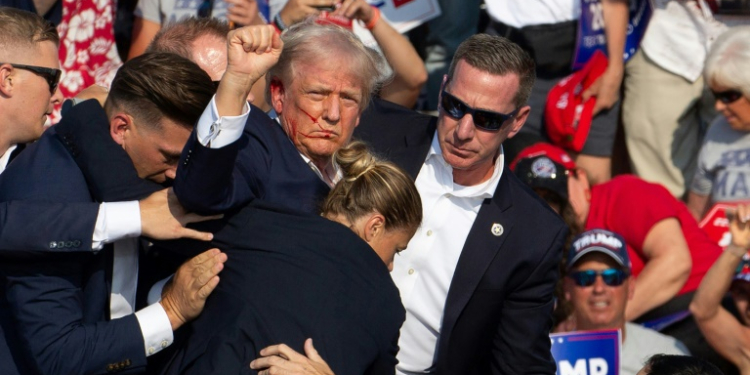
left=512, top=142, right=726, bottom=370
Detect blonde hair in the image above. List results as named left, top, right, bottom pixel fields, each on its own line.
left=322, top=141, right=422, bottom=232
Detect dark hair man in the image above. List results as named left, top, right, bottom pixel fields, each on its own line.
left=0, top=52, right=226, bottom=375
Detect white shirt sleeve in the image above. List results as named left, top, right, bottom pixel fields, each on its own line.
left=92, top=202, right=142, bottom=251
left=196, top=95, right=251, bottom=149
left=134, top=303, right=174, bottom=356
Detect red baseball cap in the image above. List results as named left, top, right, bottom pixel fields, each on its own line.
left=544, top=50, right=609, bottom=153
left=510, top=143, right=577, bottom=201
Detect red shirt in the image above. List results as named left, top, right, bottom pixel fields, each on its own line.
left=586, top=175, right=721, bottom=294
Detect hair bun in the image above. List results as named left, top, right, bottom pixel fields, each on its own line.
left=335, top=141, right=378, bottom=182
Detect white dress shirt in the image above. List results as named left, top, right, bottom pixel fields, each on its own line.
left=392, top=135, right=505, bottom=374
left=0, top=144, right=17, bottom=174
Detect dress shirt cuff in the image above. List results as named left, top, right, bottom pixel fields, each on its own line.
left=135, top=303, right=174, bottom=357
left=147, top=275, right=173, bottom=305
left=196, top=95, right=251, bottom=148
left=91, top=201, right=141, bottom=250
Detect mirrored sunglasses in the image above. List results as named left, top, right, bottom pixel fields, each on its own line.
left=440, top=90, right=518, bottom=131
left=568, top=269, right=629, bottom=287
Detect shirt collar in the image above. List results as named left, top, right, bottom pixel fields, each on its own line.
left=0, top=144, right=18, bottom=174
left=425, top=133, right=504, bottom=199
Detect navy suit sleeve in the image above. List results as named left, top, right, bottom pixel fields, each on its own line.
left=0, top=201, right=98, bottom=252
left=492, top=225, right=566, bottom=375
left=174, top=111, right=273, bottom=215
left=3, top=255, right=147, bottom=375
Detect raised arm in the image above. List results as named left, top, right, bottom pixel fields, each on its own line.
left=690, top=204, right=750, bottom=372
left=335, top=0, right=426, bottom=108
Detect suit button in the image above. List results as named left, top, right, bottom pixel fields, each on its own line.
left=57, top=241, right=65, bottom=248
left=106, top=364, right=115, bottom=372
left=64, top=241, right=73, bottom=248
left=426, top=230, right=433, bottom=236
left=49, top=242, right=57, bottom=249
left=124, top=359, right=131, bottom=366
left=73, top=240, right=81, bottom=247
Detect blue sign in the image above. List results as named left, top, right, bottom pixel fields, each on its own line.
left=550, top=330, right=621, bottom=375
left=573, top=0, right=653, bottom=70
left=257, top=0, right=270, bottom=23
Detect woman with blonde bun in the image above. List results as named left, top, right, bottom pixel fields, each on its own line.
left=163, top=141, right=421, bottom=375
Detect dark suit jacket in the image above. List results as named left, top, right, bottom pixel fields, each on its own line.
left=0, top=101, right=159, bottom=375
left=355, top=98, right=567, bottom=375
left=173, top=104, right=329, bottom=215
left=160, top=202, right=404, bottom=375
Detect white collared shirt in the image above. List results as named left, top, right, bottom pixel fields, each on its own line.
left=393, top=134, right=505, bottom=374
left=0, top=144, right=17, bottom=174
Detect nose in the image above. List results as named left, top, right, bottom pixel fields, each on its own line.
left=164, top=166, right=177, bottom=181
left=591, top=275, right=607, bottom=293
left=322, top=96, right=341, bottom=124
left=715, top=99, right=727, bottom=112
left=454, top=113, right=475, bottom=141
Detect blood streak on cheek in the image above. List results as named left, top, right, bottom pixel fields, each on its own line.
left=298, top=108, right=331, bottom=138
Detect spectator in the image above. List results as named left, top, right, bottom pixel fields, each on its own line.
left=0, top=52, right=225, bottom=375
left=162, top=141, right=422, bottom=375
left=270, top=0, right=427, bottom=108
left=639, top=354, right=725, bottom=375
left=485, top=0, right=629, bottom=184
left=146, top=16, right=270, bottom=111
left=623, top=0, right=750, bottom=199
left=512, top=143, right=724, bottom=366
left=691, top=203, right=750, bottom=375
left=688, top=26, right=750, bottom=221
left=128, top=0, right=264, bottom=59
left=563, top=229, right=689, bottom=375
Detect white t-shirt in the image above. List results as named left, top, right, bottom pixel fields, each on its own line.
left=135, top=0, right=231, bottom=25
left=484, top=0, right=579, bottom=28
left=621, top=323, right=690, bottom=375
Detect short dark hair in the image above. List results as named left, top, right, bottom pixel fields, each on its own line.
left=643, top=355, right=724, bottom=375
left=448, top=33, right=535, bottom=109
left=146, top=17, right=229, bottom=59
left=104, top=52, right=214, bottom=131
left=0, top=7, right=59, bottom=51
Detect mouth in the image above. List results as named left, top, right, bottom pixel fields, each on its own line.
left=589, top=300, right=610, bottom=310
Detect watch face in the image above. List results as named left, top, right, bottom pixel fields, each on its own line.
left=531, top=157, right=558, bottom=179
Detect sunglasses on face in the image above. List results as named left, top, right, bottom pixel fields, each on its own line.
left=440, top=90, right=519, bottom=131
left=713, top=89, right=744, bottom=104
left=3, top=63, right=61, bottom=94
left=568, top=269, right=629, bottom=287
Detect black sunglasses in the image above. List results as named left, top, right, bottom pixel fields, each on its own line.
left=3, top=63, right=61, bottom=94
left=197, top=0, right=214, bottom=18
left=440, top=90, right=518, bottom=131
left=713, top=89, right=744, bottom=104
left=568, top=269, right=629, bottom=287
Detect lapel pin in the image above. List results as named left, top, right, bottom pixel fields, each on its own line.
left=491, top=223, right=504, bottom=237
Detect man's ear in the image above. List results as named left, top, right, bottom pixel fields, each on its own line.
left=110, top=113, right=132, bottom=146
left=506, top=105, right=531, bottom=139
left=363, top=213, right=386, bottom=243
left=269, top=77, right=285, bottom=115
left=0, top=64, right=15, bottom=97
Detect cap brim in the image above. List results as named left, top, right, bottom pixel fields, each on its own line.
left=568, top=246, right=626, bottom=270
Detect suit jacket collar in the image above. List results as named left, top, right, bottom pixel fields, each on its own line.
left=436, top=166, right=515, bottom=359
left=54, top=100, right=162, bottom=202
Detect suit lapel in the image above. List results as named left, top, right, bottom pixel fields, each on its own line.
left=8, top=143, right=25, bottom=163
left=438, top=171, right=514, bottom=354
left=387, top=119, right=436, bottom=179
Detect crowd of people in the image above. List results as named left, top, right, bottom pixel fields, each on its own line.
left=1, top=1, right=750, bottom=375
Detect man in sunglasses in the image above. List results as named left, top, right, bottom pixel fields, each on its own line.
left=563, top=228, right=689, bottom=375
